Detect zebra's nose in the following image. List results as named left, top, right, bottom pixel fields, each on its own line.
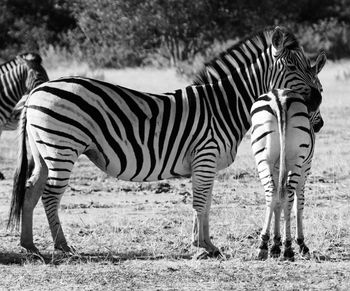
left=309, top=87, right=322, bottom=112
left=313, top=118, right=324, bottom=133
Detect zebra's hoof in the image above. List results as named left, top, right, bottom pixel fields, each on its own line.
left=193, top=249, right=223, bottom=260
left=54, top=244, right=77, bottom=256
left=299, top=244, right=310, bottom=256
left=256, top=249, right=268, bottom=260
left=270, top=245, right=281, bottom=258
left=282, top=247, right=295, bottom=261
left=0, top=172, right=4, bottom=180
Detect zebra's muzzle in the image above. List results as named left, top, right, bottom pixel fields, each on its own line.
left=306, top=87, right=322, bottom=112
left=313, top=117, right=324, bottom=133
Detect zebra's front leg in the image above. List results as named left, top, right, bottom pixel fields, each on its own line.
left=191, top=153, right=221, bottom=259
left=192, top=209, right=221, bottom=259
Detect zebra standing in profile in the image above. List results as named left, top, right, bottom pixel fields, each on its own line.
left=250, top=86, right=325, bottom=261
left=8, top=26, right=326, bottom=258
left=0, top=53, right=49, bottom=178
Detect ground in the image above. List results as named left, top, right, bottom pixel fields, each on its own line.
left=0, top=61, right=349, bottom=290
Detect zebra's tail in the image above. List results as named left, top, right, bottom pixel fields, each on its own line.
left=274, top=92, right=288, bottom=204
left=8, top=102, right=29, bottom=230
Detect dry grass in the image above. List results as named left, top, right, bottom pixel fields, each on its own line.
left=0, top=61, right=350, bottom=290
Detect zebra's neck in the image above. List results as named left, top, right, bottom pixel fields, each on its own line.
left=202, top=51, right=274, bottom=138
left=193, top=30, right=277, bottom=131
left=0, top=61, right=28, bottom=113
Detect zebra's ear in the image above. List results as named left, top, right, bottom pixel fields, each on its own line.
left=313, top=50, right=327, bottom=74
left=272, top=26, right=285, bottom=51
left=17, top=53, right=42, bottom=64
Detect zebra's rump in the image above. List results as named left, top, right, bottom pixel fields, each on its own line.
left=251, top=90, right=313, bottom=166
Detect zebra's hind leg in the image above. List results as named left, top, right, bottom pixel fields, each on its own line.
left=270, top=204, right=282, bottom=258
left=42, top=165, right=75, bottom=254
left=20, top=147, right=48, bottom=253
left=295, top=177, right=310, bottom=258
left=257, top=206, right=274, bottom=260
left=282, top=186, right=296, bottom=261
left=257, top=180, right=276, bottom=260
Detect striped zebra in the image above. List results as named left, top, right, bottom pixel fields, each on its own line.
left=250, top=87, right=325, bottom=261
left=0, top=53, right=49, bottom=178
left=8, top=27, right=326, bottom=258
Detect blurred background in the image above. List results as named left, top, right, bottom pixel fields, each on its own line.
left=1, top=0, right=349, bottom=79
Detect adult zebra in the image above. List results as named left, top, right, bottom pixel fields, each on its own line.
left=0, top=53, right=49, bottom=178
left=250, top=88, right=324, bottom=261
left=8, top=26, right=326, bottom=257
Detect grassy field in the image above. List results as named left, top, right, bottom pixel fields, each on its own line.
left=0, top=60, right=350, bottom=290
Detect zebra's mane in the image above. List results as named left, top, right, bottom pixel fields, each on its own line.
left=17, top=52, right=43, bottom=64
left=0, top=52, right=42, bottom=71
left=0, top=56, right=21, bottom=70
left=193, top=26, right=299, bottom=85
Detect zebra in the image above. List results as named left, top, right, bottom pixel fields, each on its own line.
left=250, top=88, right=324, bottom=261
left=0, top=53, right=49, bottom=178
left=8, top=26, right=326, bottom=258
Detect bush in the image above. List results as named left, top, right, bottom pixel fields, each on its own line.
left=296, top=18, right=350, bottom=60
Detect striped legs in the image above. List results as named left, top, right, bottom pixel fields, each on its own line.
left=295, top=169, right=310, bottom=258
left=281, top=184, right=296, bottom=260
left=20, top=128, right=78, bottom=254
left=256, top=157, right=284, bottom=260
left=20, top=133, right=48, bottom=253
left=258, top=176, right=283, bottom=260
left=20, top=158, right=48, bottom=253
left=191, top=145, right=221, bottom=258
left=42, top=170, right=73, bottom=253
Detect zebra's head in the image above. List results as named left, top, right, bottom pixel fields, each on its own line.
left=17, top=52, right=49, bottom=93
left=270, top=26, right=326, bottom=113
left=308, top=52, right=326, bottom=133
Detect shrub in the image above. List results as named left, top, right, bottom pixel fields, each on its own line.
left=296, top=18, right=350, bottom=60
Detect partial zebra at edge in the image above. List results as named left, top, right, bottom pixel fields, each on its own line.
left=0, top=52, right=49, bottom=178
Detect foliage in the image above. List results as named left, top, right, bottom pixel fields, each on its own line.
left=0, top=0, right=350, bottom=68
left=0, top=0, right=76, bottom=59
left=297, top=18, right=350, bottom=59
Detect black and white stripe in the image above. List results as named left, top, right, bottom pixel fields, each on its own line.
left=0, top=53, right=48, bottom=129
left=0, top=53, right=48, bottom=178
left=8, top=27, right=326, bottom=257
left=250, top=88, right=324, bottom=261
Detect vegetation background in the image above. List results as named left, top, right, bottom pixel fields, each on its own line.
left=0, top=0, right=350, bottom=290
left=1, top=0, right=350, bottom=73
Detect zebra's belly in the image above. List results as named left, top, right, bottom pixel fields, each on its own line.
left=104, top=161, right=192, bottom=182
left=87, top=148, right=193, bottom=182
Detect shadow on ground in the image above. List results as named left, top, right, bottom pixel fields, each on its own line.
left=0, top=250, right=194, bottom=265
